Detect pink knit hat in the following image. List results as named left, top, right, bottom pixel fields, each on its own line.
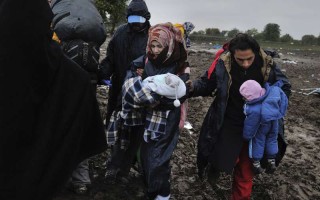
left=239, top=80, right=266, bottom=101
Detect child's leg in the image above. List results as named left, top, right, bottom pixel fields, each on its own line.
left=249, top=139, right=263, bottom=174
left=265, top=120, right=279, bottom=158
left=251, top=127, right=267, bottom=161
left=264, top=120, right=279, bottom=174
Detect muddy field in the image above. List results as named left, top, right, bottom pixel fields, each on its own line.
left=54, top=44, right=320, bottom=200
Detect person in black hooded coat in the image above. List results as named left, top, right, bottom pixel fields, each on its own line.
left=98, top=0, right=151, bottom=181
left=0, top=1, right=106, bottom=200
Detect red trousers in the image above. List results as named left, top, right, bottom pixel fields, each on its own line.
left=231, top=143, right=254, bottom=200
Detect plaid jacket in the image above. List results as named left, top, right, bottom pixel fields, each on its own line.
left=106, top=111, right=121, bottom=145
left=106, top=77, right=171, bottom=145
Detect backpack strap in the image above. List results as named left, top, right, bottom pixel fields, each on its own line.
left=207, top=48, right=224, bottom=79
left=207, top=43, right=229, bottom=79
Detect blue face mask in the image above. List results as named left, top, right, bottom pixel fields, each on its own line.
left=128, top=15, right=146, bottom=23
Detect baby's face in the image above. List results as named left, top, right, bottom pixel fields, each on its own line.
left=165, top=74, right=179, bottom=88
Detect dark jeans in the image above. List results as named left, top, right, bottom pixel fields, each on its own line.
left=140, top=108, right=180, bottom=198
left=107, top=125, right=144, bottom=176
left=211, top=118, right=243, bottom=173
left=71, top=159, right=91, bottom=185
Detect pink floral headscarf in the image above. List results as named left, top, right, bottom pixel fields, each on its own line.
left=146, top=22, right=186, bottom=62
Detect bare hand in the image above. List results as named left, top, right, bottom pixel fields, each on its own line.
left=136, top=68, right=144, bottom=76
left=185, top=80, right=193, bottom=92
left=184, top=67, right=191, bottom=74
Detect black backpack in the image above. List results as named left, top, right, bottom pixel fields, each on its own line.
left=62, top=39, right=100, bottom=75
left=51, top=0, right=106, bottom=46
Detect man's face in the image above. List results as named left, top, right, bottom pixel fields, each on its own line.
left=233, top=49, right=255, bottom=69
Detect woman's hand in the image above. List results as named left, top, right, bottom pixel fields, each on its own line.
left=185, top=80, right=193, bottom=92
left=136, top=68, right=144, bottom=76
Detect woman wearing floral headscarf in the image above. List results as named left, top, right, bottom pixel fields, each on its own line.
left=128, top=22, right=189, bottom=200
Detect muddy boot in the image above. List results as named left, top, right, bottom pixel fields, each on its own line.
left=71, top=183, right=88, bottom=195
left=206, top=165, right=220, bottom=188
left=104, top=167, right=120, bottom=184
left=252, top=160, right=263, bottom=174
left=155, top=194, right=170, bottom=200
left=65, top=179, right=89, bottom=195
left=265, top=159, right=276, bottom=174
left=69, top=159, right=91, bottom=195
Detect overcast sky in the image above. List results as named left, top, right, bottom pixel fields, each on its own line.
left=145, top=0, right=319, bottom=40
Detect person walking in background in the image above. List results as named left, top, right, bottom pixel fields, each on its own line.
left=98, top=0, right=151, bottom=183
left=0, top=1, right=106, bottom=199
left=239, top=80, right=288, bottom=174
left=183, top=22, right=195, bottom=48
left=189, top=33, right=291, bottom=200
left=174, top=22, right=195, bottom=48
left=173, top=22, right=194, bottom=130
left=127, top=22, right=189, bottom=200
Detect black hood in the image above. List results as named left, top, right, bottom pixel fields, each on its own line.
left=126, top=0, right=151, bottom=20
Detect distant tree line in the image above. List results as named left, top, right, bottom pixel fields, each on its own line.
left=94, top=1, right=320, bottom=45
left=191, top=23, right=320, bottom=46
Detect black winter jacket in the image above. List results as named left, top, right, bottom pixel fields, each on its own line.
left=98, top=23, right=150, bottom=122
left=192, top=49, right=291, bottom=175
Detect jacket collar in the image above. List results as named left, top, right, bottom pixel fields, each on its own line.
left=220, top=48, right=273, bottom=82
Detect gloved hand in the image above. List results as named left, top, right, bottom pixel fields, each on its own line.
left=102, top=79, right=112, bottom=86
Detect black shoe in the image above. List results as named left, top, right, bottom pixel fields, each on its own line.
left=68, top=183, right=88, bottom=195
left=74, top=184, right=88, bottom=195
left=252, top=161, right=263, bottom=174
left=265, top=159, right=276, bottom=174
left=206, top=165, right=220, bottom=188
left=118, top=175, right=130, bottom=185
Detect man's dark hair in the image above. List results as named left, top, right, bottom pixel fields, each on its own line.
left=228, top=33, right=261, bottom=55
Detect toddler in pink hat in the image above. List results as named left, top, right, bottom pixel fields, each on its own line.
left=240, top=80, right=266, bottom=101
